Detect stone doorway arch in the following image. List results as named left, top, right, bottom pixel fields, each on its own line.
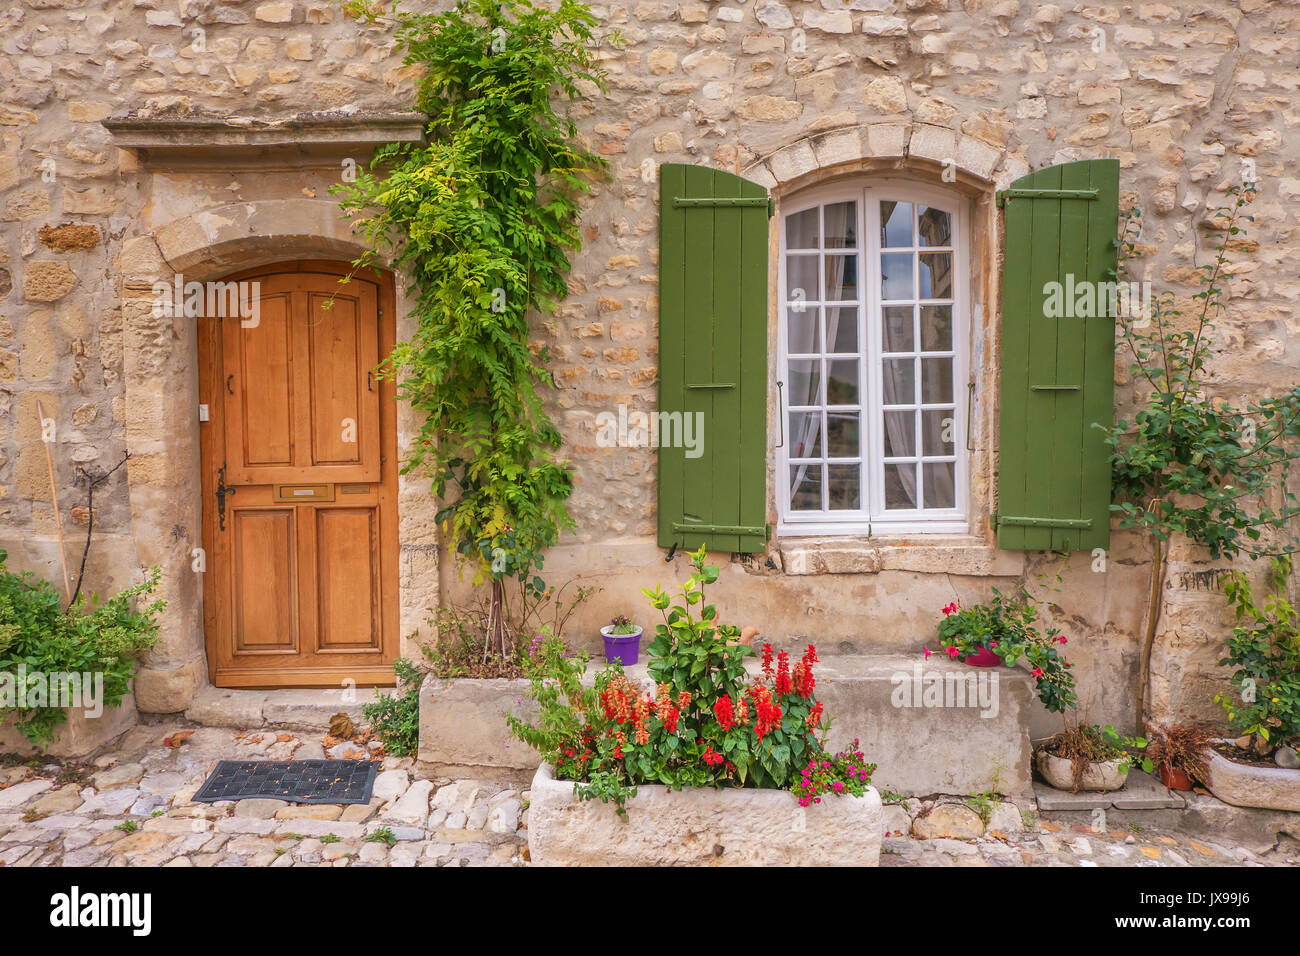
left=115, top=199, right=434, bottom=713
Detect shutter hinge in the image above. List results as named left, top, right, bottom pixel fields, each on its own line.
left=997, top=187, right=1100, bottom=208
left=673, top=197, right=769, bottom=209
left=672, top=522, right=766, bottom=536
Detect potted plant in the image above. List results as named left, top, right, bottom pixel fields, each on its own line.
left=1145, top=722, right=1212, bottom=791
left=600, top=614, right=642, bottom=665
left=929, top=589, right=1077, bottom=715
left=1036, top=722, right=1152, bottom=792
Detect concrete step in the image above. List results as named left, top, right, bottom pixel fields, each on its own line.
left=185, top=685, right=383, bottom=732
left=418, top=653, right=1036, bottom=798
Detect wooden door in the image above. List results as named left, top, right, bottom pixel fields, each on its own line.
left=199, top=262, right=398, bottom=687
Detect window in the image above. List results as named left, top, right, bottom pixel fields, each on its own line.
left=777, top=182, right=968, bottom=535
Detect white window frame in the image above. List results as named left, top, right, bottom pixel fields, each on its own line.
left=776, top=179, right=971, bottom=536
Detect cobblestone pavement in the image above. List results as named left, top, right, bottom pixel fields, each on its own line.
left=0, top=726, right=1294, bottom=867
left=0, top=726, right=526, bottom=867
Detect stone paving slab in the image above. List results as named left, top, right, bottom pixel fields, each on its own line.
left=1034, top=770, right=1186, bottom=811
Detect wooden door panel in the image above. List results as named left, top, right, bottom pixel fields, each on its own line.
left=230, top=507, right=298, bottom=654
left=306, top=290, right=380, bottom=472
left=228, top=292, right=295, bottom=471
left=200, top=264, right=398, bottom=688
left=314, top=507, right=381, bottom=651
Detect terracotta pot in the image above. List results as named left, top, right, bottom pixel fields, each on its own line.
left=1160, top=765, right=1194, bottom=791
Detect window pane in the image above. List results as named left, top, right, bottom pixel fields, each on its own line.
left=826, top=359, right=859, bottom=405
left=923, top=462, right=956, bottom=509
left=788, top=411, right=823, bottom=458
left=919, top=252, right=953, bottom=299
left=825, top=253, right=858, bottom=301
left=922, top=409, right=955, bottom=455
left=880, top=253, right=913, bottom=300
left=920, top=305, right=952, bottom=351
left=880, top=201, right=913, bottom=247
left=789, top=463, right=823, bottom=511
left=824, top=201, right=857, bottom=248
left=882, top=305, right=914, bottom=352
left=825, top=306, right=858, bottom=353
left=882, top=358, right=916, bottom=404
left=786, top=208, right=819, bottom=249
left=787, top=305, right=819, bottom=354
left=918, top=206, right=951, bottom=247
left=882, top=410, right=916, bottom=457
left=827, top=411, right=860, bottom=457
left=786, top=254, right=818, bottom=302
left=884, top=463, right=918, bottom=510
left=787, top=359, right=822, bottom=405
left=921, top=358, right=953, bottom=403
left=827, top=464, right=861, bottom=510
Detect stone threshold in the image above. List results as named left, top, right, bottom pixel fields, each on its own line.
left=1033, top=770, right=1186, bottom=811
left=185, top=685, right=382, bottom=733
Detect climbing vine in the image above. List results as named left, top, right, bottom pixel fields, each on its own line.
left=335, top=0, right=608, bottom=654
left=1101, top=182, right=1300, bottom=729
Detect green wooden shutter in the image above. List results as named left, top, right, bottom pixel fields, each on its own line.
left=657, top=164, right=770, bottom=554
left=996, top=158, right=1119, bottom=552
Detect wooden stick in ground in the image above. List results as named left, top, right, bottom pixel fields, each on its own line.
left=35, top=399, right=72, bottom=603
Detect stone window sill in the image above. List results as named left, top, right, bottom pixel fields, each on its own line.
left=777, top=534, right=1024, bottom=577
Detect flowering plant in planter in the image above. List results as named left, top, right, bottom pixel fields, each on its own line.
left=505, top=546, right=873, bottom=811
left=929, top=587, right=1077, bottom=714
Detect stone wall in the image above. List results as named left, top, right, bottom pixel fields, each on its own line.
left=0, top=0, right=1296, bottom=730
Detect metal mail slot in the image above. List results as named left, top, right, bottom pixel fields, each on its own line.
left=272, top=483, right=335, bottom=503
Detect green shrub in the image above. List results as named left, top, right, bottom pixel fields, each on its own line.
left=1216, top=558, right=1300, bottom=747
left=362, top=657, right=422, bottom=757
left=0, top=550, right=163, bottom=746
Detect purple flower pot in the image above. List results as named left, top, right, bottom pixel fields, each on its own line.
left=962, top=645, right=1002, bottom=667
left=601, top=626, right=642, bottom=665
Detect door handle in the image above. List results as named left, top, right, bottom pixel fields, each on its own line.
left=775, top=381, right=785, bottom=449
left=215, top=463, right=237, bottom=530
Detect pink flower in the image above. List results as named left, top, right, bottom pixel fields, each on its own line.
left=946, top=646, right=960, bottom=659
left=1054, top=635, right=1068, bottom=644
left=923, top=646, right=932, bottom=659
left=1031, top=667, right=1044, bottom=678
left=941, top=602, right=959, bottom=616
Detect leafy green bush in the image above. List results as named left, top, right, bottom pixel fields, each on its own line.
left=0, top=550, right=163, bottom=746
left=1216, top=558, right=1300, bottom=748
left=362, top=657, right=423, bottom=757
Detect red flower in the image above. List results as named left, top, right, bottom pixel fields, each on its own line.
left=714, top=694, right=735, bottom=731
left=1031, top=667, right=1044, bottom=678
left=776, top=650, right=792, bottom=695
left=761, top=642, right=775, bottom=678
left=942, top=601, right=959, bottom=616
left=923, top=646, right=932, bottom=659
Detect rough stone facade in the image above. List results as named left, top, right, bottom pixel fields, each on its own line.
left=1, top=0, right=1297, bottom=736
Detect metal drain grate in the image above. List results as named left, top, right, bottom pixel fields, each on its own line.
left=192, top=759, right=378, bottom=805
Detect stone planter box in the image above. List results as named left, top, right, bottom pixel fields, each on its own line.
left=0, top=694, right=137, bottom=758
left=1204, top=748, right=1300, bottom=812
left=417, top=675, right=538, bottom=775
left=527, top=762, right=882, bottom=866
left=1036, top=751, right=1128, bottom=792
